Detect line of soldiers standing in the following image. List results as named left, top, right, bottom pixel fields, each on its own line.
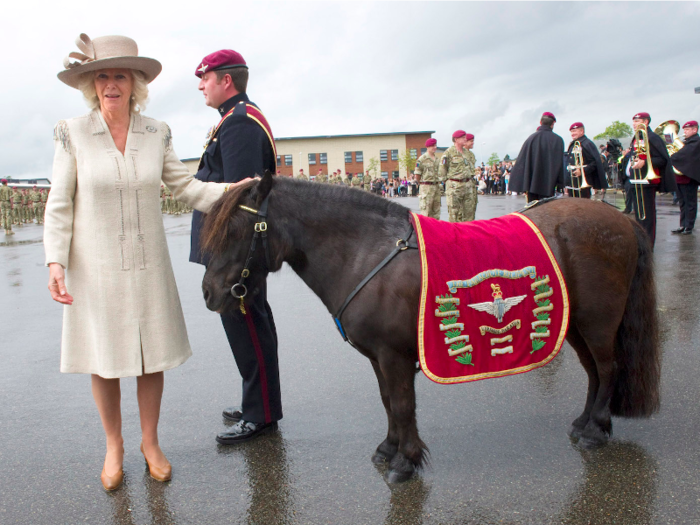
left=1, top=180, right=48, bottom=235
left=292, top=168, right=375, bottom=192
left=160, top=184, right=192, bottom=215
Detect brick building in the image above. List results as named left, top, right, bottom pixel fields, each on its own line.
left=181, top=130, right=435, bottom=180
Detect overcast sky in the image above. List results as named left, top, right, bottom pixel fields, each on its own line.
left=2, top=1, right=699, bottom=179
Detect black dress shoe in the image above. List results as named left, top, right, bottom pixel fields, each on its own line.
left=222, top=407, right=242, bottom=422
left=672, top=227, right=685, bottom=234
left=681, top=229, right=693, bottom=235
left=216, top=420, right=278, bottom=445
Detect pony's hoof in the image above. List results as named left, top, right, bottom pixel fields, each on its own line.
left=372, top=450, right=390, bottom=464
left=384, top=467, right=414, bottom=484
left=568, top=425, right=584, bottom=441
left=578, top=423, right=609, bottom=449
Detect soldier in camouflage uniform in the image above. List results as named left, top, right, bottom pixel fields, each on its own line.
left=33, top=187, right=45, bottom=224
left=0, top=180, right=13, bottom=235
left=163, top=185, right=173, bottom=214
left=160, top=184, right=166, bottom=213
left=11, top=188, right=22, bottom=226
left=296, top=168, right=309, bottom=181
left=415, top=138, right=441, bottom=219
left=350, top=173, right=363, bottom=189
left=317, top=170, right=328, bottom=183
left=40, top=189, right=48, bottom=222
left=439, top=130, right=478, bottom=222
left=29, top=186, right=41, bottom=224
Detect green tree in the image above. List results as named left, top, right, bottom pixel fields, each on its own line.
left=487, top=152, right=500, bottom=166
left=594, top=121, right=633, bottom=140
left=366, top=157, right=379, bottom=179
left=397, top=149, right=417, bottom=176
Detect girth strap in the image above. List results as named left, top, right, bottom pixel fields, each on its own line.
left=333, top=223, right=417, bottom=343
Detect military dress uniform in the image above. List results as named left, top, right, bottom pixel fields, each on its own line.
left=0, top=181, right=13, bottom=234
left=415, top=152, right=441, bottom=219
left=191, top=50, right=281, bottom=443
left=439, top=144, right=478, bottom=222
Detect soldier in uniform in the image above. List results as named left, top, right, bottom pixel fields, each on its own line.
left=565, top=122, right=607, bottom=199
left=315, top=168, right=326, bottom=183
left=621, top=112, right=675, bottom=247
left=34, top=187, right=45, bottom=225
left=191, top=49, right=282, bottom=444
left=296, top=168, right=309, bottom=181
left=669, top=120, right=700, bottom=235
left=40, top=188, right=48, bottom=222
left=439, top=130, right=478, bottom=222
left=11, top=187, right=22, bottom=226
left=29, top=186, right=42, bottom=223
left=508, top=112, right=565, bottom=203
left=414, top=138, right=441, bottom=219
left=0, top=179, right=13, bottom=235
left=362, top=170, right=372, bottom=191
left=350, top=172, right=362, bottom=189
left=160, top=184, right=166, bottom=213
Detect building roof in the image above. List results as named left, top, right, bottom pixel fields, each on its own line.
left=275, top=131, right=435, bottom=141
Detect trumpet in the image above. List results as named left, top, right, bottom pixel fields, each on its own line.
left=566, top=141, right=591, bottom=197
left=629, top=124, right=659, bottom=220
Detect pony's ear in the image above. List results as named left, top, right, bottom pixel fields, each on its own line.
left=250, top=170, right=274, bottom=205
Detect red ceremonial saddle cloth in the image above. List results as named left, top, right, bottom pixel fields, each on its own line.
left=411, top=212, right=569, bottom=384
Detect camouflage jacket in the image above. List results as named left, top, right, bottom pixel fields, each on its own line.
left=439, top=145, right=476, bottom=182
left=414, top=153, right=440, bottom=182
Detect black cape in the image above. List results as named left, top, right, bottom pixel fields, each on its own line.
left=565, top=135, right=608, bottom=189
left=621, top=129, right=676, bottom=193
left=670, top=133, right=700, bottom=183
left=509, top=125, right=565, bottom=196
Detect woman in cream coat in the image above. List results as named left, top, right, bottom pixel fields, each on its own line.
left=45, top=34, right=243, bottom=491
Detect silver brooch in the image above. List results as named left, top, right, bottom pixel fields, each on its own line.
left=146, top=126, right=158, bottom=133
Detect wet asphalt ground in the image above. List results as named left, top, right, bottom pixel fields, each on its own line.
left=1, top=191, right=699, bottom=525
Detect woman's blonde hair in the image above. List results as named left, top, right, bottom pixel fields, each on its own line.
left=78, top=69, right=149, bottom=113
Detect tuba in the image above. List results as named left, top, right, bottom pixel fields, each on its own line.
left=654, top=120, right=685, bottom=175
left=566, top=141, right=591, bottom=197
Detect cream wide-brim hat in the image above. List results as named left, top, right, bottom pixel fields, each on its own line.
left=57, top=33, right=162, bottom=89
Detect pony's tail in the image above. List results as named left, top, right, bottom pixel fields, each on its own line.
left=610, top=223, right=661, bottom=417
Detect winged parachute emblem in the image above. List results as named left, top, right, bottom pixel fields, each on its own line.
left=467, top=284, right=526, bottom=323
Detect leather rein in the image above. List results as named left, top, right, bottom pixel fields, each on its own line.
left=232, top=197, right=417, bottom=347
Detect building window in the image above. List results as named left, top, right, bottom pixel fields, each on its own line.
left=284, top=155, right=293, bottom=166
left=381, top=171, right=388, bottom=178
left=344, top=151, right=353, bottom=163
left=421, top=148, right=427, bottom=155
left=319, top=153, right=327, bottom=164
left=380, top=150, right=388, bottom=162
left=392, top=171, right=399, bottom=179
left=391, top=150, right=399, bottom=161
left=410, top=149, right=417, bottom=159
left=308, top=153, right=316, bottom=165
left=355, top=151, right=363, bottom=163
left=276, top=155, right=282, bottom=166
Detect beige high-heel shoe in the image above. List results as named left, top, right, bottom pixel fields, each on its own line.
left=101, top=450, right=124, bottom=491
left=140, top=443, right=172, bottom=482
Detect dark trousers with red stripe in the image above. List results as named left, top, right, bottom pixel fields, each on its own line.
left=632, top=184, right=658, bottom=247
left=220, top=281, right=282, bottom=425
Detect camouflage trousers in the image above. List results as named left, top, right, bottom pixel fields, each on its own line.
left=446, top=179, right=478, bottom=222
left=34, top=204, right=44, bottom=224
left=418, top=183, right=441, bottom=219
left=1, top=203, right=12, bottom=231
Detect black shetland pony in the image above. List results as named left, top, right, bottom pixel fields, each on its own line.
left=200, top=172, right=660, bottom=483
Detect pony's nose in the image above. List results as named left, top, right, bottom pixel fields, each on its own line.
left=202, top=286, right=211, bottom=304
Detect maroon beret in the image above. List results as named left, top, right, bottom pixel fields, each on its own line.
left=465, top=133, right=475, bottom=141
left=633, top=112, right=651, bottom=121
left=452, top=130, right=467, bottom=140
left=195, top=49, right=247, bottom=78
left=682, top=120, right=698, bottom=129
left=0, top=179, right=7, bottom=183
left=569, top=122, right=584, bottom=131
left=542, top=112, right=556, bottom=122
left=425, top=138, right=437, bottom=147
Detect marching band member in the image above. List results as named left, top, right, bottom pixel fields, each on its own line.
left=670, top=120, right=700, bottom=235
left=565, top=122, right=607, bottom=199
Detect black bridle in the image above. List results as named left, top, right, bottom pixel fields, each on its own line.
left=229, top=195, right=272, bottom=314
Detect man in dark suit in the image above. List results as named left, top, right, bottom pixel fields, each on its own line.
left=508, top=112, right=565, bottom=203
left=621, top=112, right=676, bottom=247
left=191, top=49, right=282, bottom=444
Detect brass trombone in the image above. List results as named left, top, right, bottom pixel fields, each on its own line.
left=629, top=124, right=659, bottom=220
left=566, top=141, right=591, bottom=198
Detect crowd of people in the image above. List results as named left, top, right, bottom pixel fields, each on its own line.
left=0, top=183, right=49, bottom=235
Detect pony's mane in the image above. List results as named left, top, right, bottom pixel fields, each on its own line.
left=201, top=178, right=259, bottom=255
left=201, top=177, right=409, bottom=256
